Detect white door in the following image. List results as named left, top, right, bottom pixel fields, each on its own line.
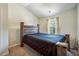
left=0, top=4, right=8, bottom=55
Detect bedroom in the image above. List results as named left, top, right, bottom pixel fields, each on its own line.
left=0, top=3, right=79, bottom=56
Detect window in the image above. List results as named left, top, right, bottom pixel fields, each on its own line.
left=48, top=18, right=56, bottom=34
left=48, top=17, right=60, bottom=34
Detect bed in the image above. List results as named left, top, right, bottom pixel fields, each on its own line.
left=20, top=22, right=70, bottom=56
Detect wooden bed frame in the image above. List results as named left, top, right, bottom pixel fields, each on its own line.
left=20, top=22, right=70, bottom=56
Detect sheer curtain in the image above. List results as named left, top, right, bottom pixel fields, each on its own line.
left=48, top=17, right=60, bottom=34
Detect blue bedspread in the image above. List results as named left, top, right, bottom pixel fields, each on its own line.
left=27, top=33, right=64, bottom=44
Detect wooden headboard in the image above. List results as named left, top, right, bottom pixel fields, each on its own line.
left=20, top=22, right=70, bottom=51
left=20, top=22, right=39, bottom=46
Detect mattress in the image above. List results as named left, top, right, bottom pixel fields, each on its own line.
left=24, top=33, right=64, bottom=44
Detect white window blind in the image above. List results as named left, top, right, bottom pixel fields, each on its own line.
left=48, top=18, right=55, bottom=34
left=48, top=17, right=60, bottom=34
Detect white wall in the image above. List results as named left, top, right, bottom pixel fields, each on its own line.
left=39, top=8, right=77, bottom=48
left=57, top=8, right=77, bottom=39
left=0, top=4, right=8, bottom=55
left=77, top=4, right=79, bottom=46
left=8, top=4, right=39, bottom=47
left=57, top=8, right=77, bottom=48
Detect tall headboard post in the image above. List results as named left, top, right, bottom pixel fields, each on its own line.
left=20, top=22, right=24, bottom=47
left=65, top=34, right=70, bottom=51
left=37, top=24, right=40, bottom=33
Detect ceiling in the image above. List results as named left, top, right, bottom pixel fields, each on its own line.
left=20, top=3, right=77, bottom=18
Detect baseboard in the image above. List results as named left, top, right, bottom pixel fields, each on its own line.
left=9, top=44, right=20, bottom=48
left=0, top=50, right=9, bottom=56
left=0, top=44, right=20, bottom=56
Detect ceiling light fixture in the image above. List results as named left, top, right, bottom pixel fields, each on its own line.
left=48, top=10, right=51, bottom=13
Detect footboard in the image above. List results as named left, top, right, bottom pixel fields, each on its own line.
left=64, top=34, right=70, bottom=51
left=56, top=42, right=68, bottom=56
left=56, top=34, right=70, bottom=56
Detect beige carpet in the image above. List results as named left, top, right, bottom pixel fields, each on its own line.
left=9, top=45, right=41, bottom=56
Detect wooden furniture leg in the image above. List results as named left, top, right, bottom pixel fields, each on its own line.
left=20, top=22, right=24, bottom=47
